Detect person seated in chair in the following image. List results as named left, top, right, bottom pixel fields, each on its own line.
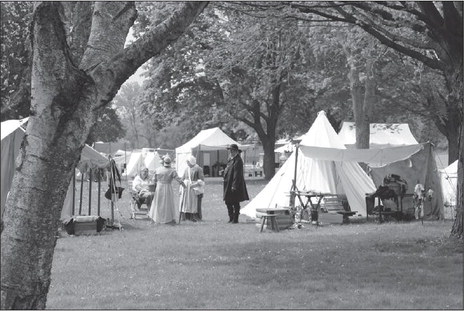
left=132, top=167, right=154, bottom=208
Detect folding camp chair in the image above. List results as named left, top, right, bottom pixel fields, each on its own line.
left=129, top=190, right=150, bottom=219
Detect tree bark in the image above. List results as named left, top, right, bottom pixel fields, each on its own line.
left=1, top=3, right=98, bottom=308
left=450, top=118, right=463, bottom=238
left=1, top=2, right=207, bottom=309
left=262, top=138, right=276, bottom=181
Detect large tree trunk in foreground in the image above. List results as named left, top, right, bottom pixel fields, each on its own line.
left=0, top=4, right=100, bottom=309
left=1, top=2, right=207, bottom=309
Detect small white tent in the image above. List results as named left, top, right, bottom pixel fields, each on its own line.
left=144, top=151, right=163, bottom=172
left=175, top=127, right=242, bottom=176
left=338, top=122, right=418, bottom=148
left=125, top=149, right=163, bottom=177
left=126, top=151, right=143, bottom=177
left=440, top=160, right=458, bottom=219
left=241, top=111, right=377, bottom=219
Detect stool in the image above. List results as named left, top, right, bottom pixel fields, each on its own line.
left=260, top=215, right=279, bottom=232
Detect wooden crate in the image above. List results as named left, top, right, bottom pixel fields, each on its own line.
left=63, top=216, right=105, bottom=236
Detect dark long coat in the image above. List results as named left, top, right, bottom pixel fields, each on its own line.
left=223, top=154, right=249, bottom=204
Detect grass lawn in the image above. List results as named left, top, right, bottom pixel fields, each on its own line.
left=47, top=177, right=463, bottom=309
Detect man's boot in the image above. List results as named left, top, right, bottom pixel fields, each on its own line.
left=233, top=207, right=240, bottom=223
left=227, top=205, right=234, bottom=223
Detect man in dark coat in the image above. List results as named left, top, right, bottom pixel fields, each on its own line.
left=223, top=144, right=249, bottom=223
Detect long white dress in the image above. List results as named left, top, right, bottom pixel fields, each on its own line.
left=148, top=166, right=183, bottom=224
left=179, top=165, right=205, bottom=220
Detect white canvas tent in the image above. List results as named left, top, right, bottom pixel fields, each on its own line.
left=125, top=149, right=162, bottom=177
left=144, top=151, right=163, bottom=172
left=1, top=118, right=29, bottom=215
left=440, top=160, right=458, bottom=219
left=241, top=111, right=377, bottom=219
left=338, top=122, right=444, bottom=220
left=1, top=118, right=109, bottom=220
left=126, top=151, right=143, bottom=177
left=175, top=127, right=242, bottom=176
left=338, top=122, right=419, bottom=148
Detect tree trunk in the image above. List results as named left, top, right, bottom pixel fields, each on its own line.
left=448, top=65, right=463, bottom=238
left=347, top=57, right=370, bottom=150
left=1, top=3, right=99, bottom=308
left=347, top=55, right=374, bottom=171
left=1, top=2, right=207, bottom=309
left=446, top=110, right=460, bottom=164
left=450, top=119, right=463, bottom=238
left=262, top=138, right=276, bottom=181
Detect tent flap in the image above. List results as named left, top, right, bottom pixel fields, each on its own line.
left=299, top=144, right=423, bottom=167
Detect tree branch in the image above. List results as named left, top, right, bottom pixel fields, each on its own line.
left=333, top=7, right=443, bottom=70
left=80, top=2, right=137, bottom=72
left=93, top=2, right=208, bottom=105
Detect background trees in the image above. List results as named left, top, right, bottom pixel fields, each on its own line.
left=0, top=1, right=33, bottom=121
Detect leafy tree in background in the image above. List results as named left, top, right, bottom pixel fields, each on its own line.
left=1, top=2, right=208, bottom=308
left=138, top=4, right=321, bottom=179
left=288, top=1, right=462, bottom=163
left=0, top=1, right=33, bottom=120
left=85, top=105, right=126, bottom=145
left=112, top=81, right=150, bottom=149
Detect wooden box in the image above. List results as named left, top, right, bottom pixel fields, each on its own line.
left=63, top=215, right=105, bottom=236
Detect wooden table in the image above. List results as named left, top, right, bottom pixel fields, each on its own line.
left=291, top=191, right=328, bottom=225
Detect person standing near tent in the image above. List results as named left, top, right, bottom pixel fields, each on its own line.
left=132, top=167, right=155, bottom=207
left=223, top=144, right=249, bottom=223
left=148, top=155, right=185, bottom=224
left=413, top=180, right=425, bottom=220
left=180, top=155, right=205, bottom=222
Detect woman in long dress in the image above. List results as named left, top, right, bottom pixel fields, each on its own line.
left=180, top=155, right=205, bottom=221
left=148, top=155, right=185, bottom=224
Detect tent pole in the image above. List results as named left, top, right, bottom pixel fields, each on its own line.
left=72, top=172, right=76, bottom=216
left=124, top=142, right=127, bottom=181
left=290, top=142, right=300, bottom=208
left=97, top=174, right=101, bottom=216
left=78, top=171, right=84, bottom=215
left=88, top=169, right=92, bottom=215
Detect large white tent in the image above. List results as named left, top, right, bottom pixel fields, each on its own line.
left=241, top=111, right=377, bottom=219
left=338, top=122, right=419, bottom=148
left=175, top=127, right=242, bottom=176
left=1, top=118, right=109, bottom=220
